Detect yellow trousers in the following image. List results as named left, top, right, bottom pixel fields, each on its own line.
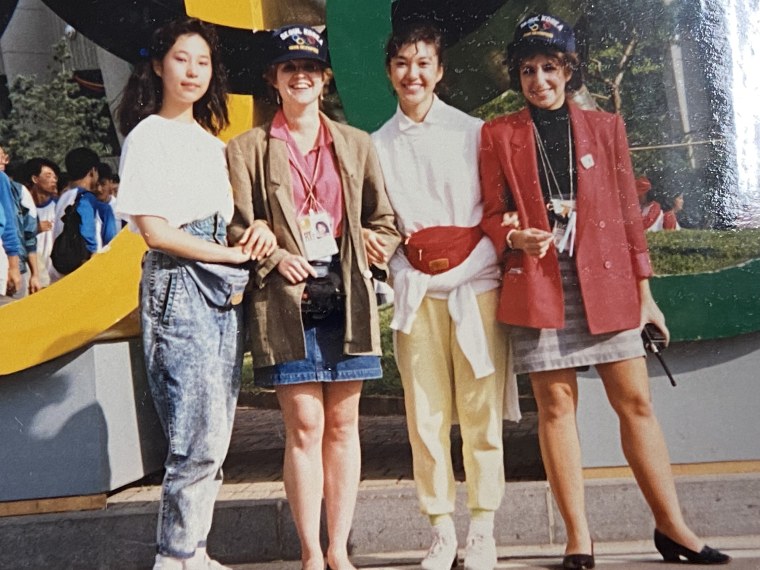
left=394, top=289, right=508, bottom=515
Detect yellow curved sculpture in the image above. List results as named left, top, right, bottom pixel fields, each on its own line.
left=0, top=230, right=146, bottom=375
left=0, top=0, right=271, bottom=375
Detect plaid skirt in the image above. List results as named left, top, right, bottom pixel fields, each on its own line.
left=510, top=255, right=645, bottom=374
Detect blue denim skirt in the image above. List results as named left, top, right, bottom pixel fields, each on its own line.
left=254, top=311, right=382, bottom=386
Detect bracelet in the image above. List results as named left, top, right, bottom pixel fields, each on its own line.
left=506, top=228, right=517, bottom=249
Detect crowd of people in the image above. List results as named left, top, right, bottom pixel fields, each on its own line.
left=0, top=144, right=121, bottom=299
left=2, top=12, right=730, bottom=570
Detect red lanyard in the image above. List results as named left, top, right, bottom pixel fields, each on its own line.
left=288, top=143, right=323, bottom=212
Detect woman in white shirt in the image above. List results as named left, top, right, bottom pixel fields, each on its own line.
left=115, top=18, right=274, bottom=570
left=371, top=22, right=519, bottom=570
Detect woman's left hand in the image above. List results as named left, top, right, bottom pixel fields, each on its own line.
left=639, top=279, right=670, bottom=345
left=362, top=228, right=387, bottom=266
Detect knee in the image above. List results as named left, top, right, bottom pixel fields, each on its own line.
left=534, top=386, right=576, bottom=423
left=286, top=411, right=325, bottom=450
left=323, top=412, right=359, bottom=445
left=612, top=394, right=655, bottom=422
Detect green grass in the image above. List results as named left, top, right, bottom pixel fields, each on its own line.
left=648, top=228, right=760, bottom=275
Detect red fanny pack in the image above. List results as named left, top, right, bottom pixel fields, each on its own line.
left=404, top=225, right=483, bottom=275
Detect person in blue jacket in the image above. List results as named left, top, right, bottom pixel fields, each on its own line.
left=0, top=170, right=22, bottom=297
left=50, top=148, right=118, bottom=280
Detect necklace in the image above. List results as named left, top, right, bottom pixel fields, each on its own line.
left=532, top=119, right=574, bottom=213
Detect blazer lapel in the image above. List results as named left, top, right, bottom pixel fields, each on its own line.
left=323, top=115, right=359, bottom=249
left=511, top=108, right=550, bottom=230
left=268, top=135, right=306, bottom=255
left=568, top=103, right=599, bottom=222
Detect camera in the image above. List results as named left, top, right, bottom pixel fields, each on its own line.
left=301, top=260, right=343, bottom=318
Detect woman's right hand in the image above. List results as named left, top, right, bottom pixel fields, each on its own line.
left=510, top=228, right=554, bottom=258
left=276, top=253, right=318, bottom=284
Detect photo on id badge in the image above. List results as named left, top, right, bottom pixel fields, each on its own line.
left=299, top=209, right=339, bottom=260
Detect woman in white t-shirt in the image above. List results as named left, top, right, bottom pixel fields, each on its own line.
left=115, top=19, right=275, bottom=570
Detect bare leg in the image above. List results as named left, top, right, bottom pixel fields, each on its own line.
left=322, top=381, right=363, bottom=570
left=277, top=383, right=327, bottom=570
left=597, top=358, right=703, bottom=551
left=530, top=368, right=592, bottom=556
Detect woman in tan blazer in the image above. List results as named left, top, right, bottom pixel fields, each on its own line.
left=226, top=25, right=400, bottom=570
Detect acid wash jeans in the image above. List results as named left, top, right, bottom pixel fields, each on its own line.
left=140, top=215, right=244, bottom=559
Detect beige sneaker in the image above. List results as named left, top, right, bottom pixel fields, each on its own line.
left=463, top=532, right=497, bottom=570
left=421, top=523, right=458, bottom=570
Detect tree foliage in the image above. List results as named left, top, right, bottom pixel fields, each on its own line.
left=0, top=39, right=113, bottom=166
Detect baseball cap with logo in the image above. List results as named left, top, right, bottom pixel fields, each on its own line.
left=507, top=13, right=576, bottom=60
left=269, top=24, right=329, bottom=67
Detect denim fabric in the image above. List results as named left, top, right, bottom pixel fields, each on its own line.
left=140, top=215, right=243, bottom=558
left=254, top=311, right=382, bottom=386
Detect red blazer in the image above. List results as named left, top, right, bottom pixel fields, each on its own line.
left=480, top=104, right=653, bottom=334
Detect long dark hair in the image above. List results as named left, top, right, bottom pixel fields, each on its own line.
left=117, top=18, right=229, bottom=136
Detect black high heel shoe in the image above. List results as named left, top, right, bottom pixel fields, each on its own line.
left=562, top=542, right=595, bottom=570
left=654, top=529, right=731, bottom=564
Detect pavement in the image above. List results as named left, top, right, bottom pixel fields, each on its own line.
left=1, top=402, right=759, bottom=569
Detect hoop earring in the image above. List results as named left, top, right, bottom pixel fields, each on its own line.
left=275, top=91, right=281, bottom=106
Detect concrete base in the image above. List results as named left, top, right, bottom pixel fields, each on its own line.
left=0, top=339, right=166, bottom=502
left=577, top=331, right=760, bottom=468
left=0, top=474, right=757, bottom=568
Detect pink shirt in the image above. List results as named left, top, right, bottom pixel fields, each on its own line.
left=270, top=110, right=344, bottom=236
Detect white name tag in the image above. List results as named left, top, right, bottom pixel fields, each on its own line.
left=298, top=210, right=339, bottom=261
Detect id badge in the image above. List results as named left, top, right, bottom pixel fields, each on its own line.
left=299, top=209, right=339, bottom=261
left=550, top=199, right=577, bottom=255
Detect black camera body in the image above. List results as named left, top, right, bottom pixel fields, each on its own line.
left=301, top=262, right=343, bottom=319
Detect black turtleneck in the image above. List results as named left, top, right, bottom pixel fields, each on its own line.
left=530, top=104, right=575, bottom=208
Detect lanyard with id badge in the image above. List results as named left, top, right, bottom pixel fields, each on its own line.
left=290, top=144, right=339, bottom=263
left=534, top=120, right=577, bottom=256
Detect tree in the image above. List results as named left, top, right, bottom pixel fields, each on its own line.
left=0, top=38, right=114, bottom=166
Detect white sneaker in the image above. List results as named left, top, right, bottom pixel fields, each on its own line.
left=421, top=524, right=458, bottom=570
left=152, top=551, right=231, bottom=570
left=463, top=532, right=497, bottom=570
left=152, top=554, right=184, bottom=570
left=189, top=548, right=232, bottom=570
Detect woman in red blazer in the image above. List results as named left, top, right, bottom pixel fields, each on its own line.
left=480, top=13, right=729, bottom=569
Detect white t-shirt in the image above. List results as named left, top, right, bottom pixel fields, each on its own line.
left=35, top=198, right=56, bottom=287
left=116, top=114, right=232, bottom=231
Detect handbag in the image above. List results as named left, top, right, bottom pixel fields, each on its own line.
left=51, top=192, right=92, bottom=275
left=403, top=225, right=483, bottom=275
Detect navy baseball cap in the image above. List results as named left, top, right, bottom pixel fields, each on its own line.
left=269, top=24, right=329, bottom=66
left=508, top=14, right=576, bottom=59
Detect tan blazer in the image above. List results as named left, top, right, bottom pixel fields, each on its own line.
left=226, top=113, right=401, bottom=366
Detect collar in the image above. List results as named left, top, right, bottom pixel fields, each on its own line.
left=270, top=109, right=333, bottom=149
left=395, top=95, right=445, bottom=132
